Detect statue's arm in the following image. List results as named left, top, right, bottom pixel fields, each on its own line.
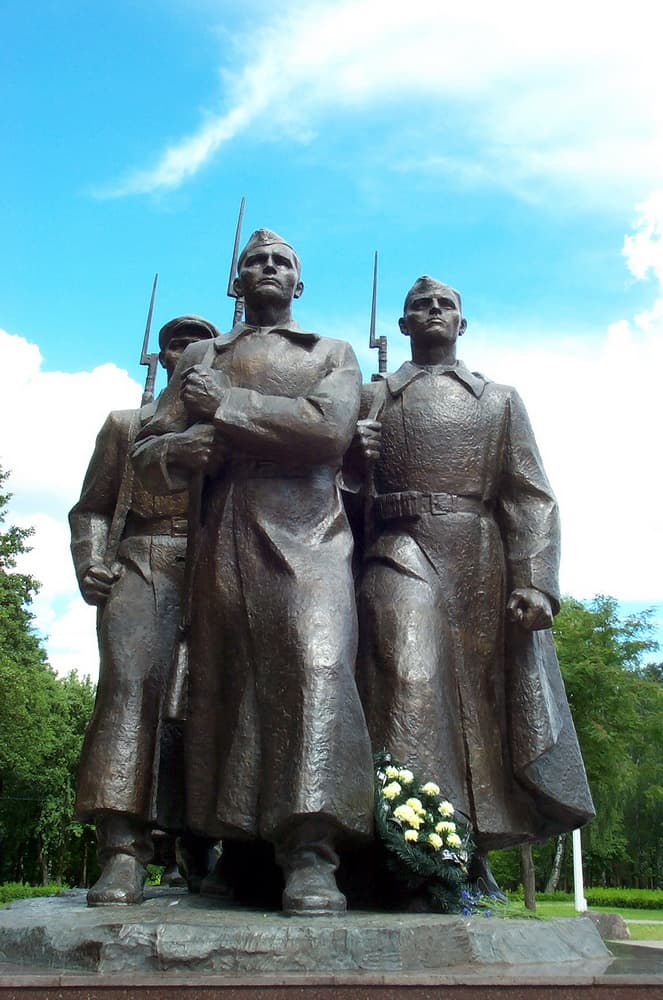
left=496, top=389, right=561, bottom=622
left=131, top=342, right=221, bottom=494
left=69, top=411, right=126, bottom=601
left=209, top=341, right=362, bottom=464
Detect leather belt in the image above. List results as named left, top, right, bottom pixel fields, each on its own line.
left=124, top=515, right=189, bottom=537
left=374, top=490, right=488, bottom=521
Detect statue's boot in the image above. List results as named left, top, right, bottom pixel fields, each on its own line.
left=87, top=853, right=147, bottom=906
left=469, top=852, right=507, bottom=902
left=278, top=820, right=346, bottom=916
left=161, top=863, right=186, bottom=887
left=87, top=812, right=151, bottom=906
left=199, top=855, right=233, bottom=898
left=176, top=834, right=217, bottom=894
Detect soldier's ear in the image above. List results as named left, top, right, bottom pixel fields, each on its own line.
left=293, top=280, right=304, bottom=300
left=399, top=317, right=410, bottom=337
left=233, top=276, right=243, bottom=297
left=459, top=318, right=467, bottom=337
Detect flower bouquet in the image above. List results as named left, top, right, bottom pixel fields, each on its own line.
left=374, top=750, right=474, bottom=912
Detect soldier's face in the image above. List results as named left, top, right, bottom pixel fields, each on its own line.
left=399, top=284, right=466, bottom=344
left=235, top=245, right=303, bottom=305
left=161, top=333, right=208, bottom=380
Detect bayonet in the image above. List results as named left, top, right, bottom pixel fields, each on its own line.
left=368, top=251, right=387, bottom=378
left=227, top=196, right=246, bottom=325
left=139, top=272, right=160, bottom=404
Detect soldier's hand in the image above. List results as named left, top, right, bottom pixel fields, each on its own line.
left=166, top=424, right=225, bottom=472
left=507, top=588, right=554, bottom=631
left=80, top=562, right=123, bottom=605
left=180, top=365, right=227, bottom=420
left=352, top=419, right=383, bottom=463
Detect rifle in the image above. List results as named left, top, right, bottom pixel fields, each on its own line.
left=363, top=251, right=388, bottom=547
left=166, top=202, right=245, bottom=721
left=368, top=251, right=387, bottom=379
left=103, top=274, right=159, bottom=567
left=139, top=272, right=160, bottom=404
left=227, top=196, right=246, bottom=324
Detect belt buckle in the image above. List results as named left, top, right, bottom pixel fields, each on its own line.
left=431, top=493, right=452, bottom=515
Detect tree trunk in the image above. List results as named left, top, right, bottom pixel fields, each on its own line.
left=544, top=834, right=565, bottom=894
left=520, top=844, right=536, bottom=911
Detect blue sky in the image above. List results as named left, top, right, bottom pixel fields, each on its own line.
left=1, top=0, right=662, bottom=676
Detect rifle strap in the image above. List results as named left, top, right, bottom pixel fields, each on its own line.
left=366, top=377, right=388, bottom=422
left=104, top=409, right=141, bottom=566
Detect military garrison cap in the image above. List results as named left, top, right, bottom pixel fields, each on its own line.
left=158, top=315, right=220, bottom=351
left=403, top=276, right=462, bottom=315
left=237, top=229, right=301, bottom=275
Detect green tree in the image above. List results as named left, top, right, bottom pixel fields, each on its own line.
left=491, top=597, right=661, bottom=892
left=0, top=465, right=95, bottom=885
left=553, top=596, right=658, bottom=886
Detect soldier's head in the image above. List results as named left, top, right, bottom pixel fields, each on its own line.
left=233, top=229, right=304, bottom=311
left=158, top=315, right=220, bottom=380
left=399, top=276, right=466, bottom=349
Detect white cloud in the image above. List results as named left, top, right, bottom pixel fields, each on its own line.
left=0, top=329, right=141, bottom=680
left=99, top=0, right=663, bottom=201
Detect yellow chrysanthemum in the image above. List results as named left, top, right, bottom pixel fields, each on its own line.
left=398, top=769, right=414, bottom=784
left=382, top=781, right=402, bottom=800
left=405, top=797, right=425, bottom=815
left=404, top=829, right=419, bottom=842
left=385, top=766, right=400, bottom=780
left=421, top=781, right=441, bottom=796
left=438, top=800, right=455, bottom=818
left=428, top=833, right=443, bottom=850
left=447, top=832, right=462, bottom=848
left=435, top=821, right=456, bottom=834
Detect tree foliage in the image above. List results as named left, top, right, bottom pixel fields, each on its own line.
left=492, top=596, right=662, bottom=891
left=0, top=466, right=96, bottom=886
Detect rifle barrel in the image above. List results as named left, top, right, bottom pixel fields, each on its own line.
left=226, top=197, right=246, bottom=299
left=368, top=251, right=388, bottom=376
left=140, top=273, right=159, bottom=364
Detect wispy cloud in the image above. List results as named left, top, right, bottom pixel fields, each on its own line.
left=96, top=0, right=663, bottom=201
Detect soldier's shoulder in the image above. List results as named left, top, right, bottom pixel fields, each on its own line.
left=316, top=335, right=360, bottom=365
left=103, top=408, right=140, bottom=433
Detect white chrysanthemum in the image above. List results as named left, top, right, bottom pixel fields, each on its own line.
left=447, top=832, right=462, bottom=849
left=421, top=781, right=440, bottom=796
left=435, top=821, right=456, bottom=834
left=398, top=769, right=414, bottom=784
left=438, top=800, right=455, bottom=817
left=404, top=829, right=419, bottom=842
left=385, top=765, right=400, bottom=780
left=428, top=833, right=443, bottom=850
left=382, top=781, right=402, bottom=800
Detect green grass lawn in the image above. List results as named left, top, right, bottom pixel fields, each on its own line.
left=535, top=901, right=663, bottom=921
left=531, top=900, right=663, bottom=942
left=627, top=924, right=663, bottom=941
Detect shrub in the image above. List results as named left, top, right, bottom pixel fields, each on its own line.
left=0, top=882, right=68, bottom=906
left=584, top=888, right=663, bottom=910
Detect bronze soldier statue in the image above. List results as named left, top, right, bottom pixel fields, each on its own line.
left=70, top=315, right=219, bottom=905
left=132, top=230, right=374, bottom=915
left=353, top=276, right=594, bottom=894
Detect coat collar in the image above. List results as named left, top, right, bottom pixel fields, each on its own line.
left=386, top=359, right=487, bottom=399
left=213, top=320, right=319, bottom=352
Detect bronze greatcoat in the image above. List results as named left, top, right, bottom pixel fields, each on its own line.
left=132, top=323, right=374, bottom=846
left=70, top=403, right=188, bottom=830
left=357, top=360, right=594, bottom=849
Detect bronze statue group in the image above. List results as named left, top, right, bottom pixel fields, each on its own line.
left=70, top=229, right=594, bottom=914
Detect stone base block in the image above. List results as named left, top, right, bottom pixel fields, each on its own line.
left=0, top=887, right=610, bottom=977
